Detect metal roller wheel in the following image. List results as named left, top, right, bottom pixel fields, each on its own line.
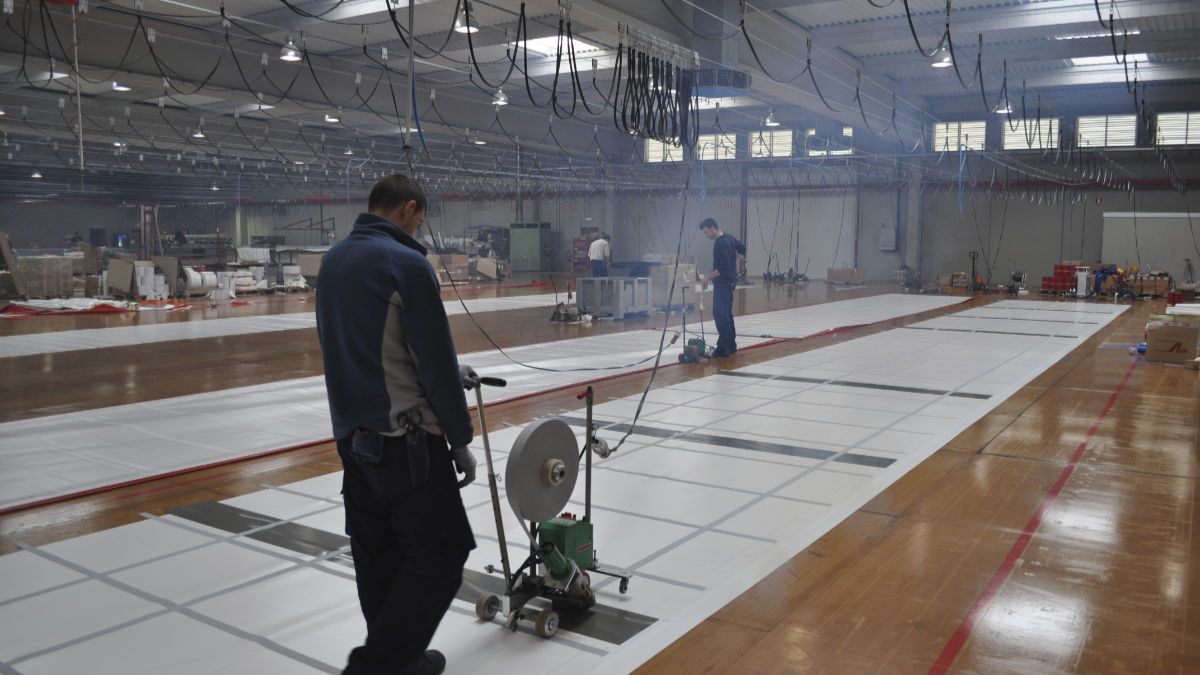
left=534, top=608, right=559, bottom=639
left=475, top=593, right=500, bottom=621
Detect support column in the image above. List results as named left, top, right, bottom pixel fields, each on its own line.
left=903, top=163, right=922, bottom=276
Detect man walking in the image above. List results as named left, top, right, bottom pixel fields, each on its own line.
left=588, top=233, right=612, bottom=277
left=316, top=174, right=479, bottom=675
left=699, top=218, right=746, bottom=357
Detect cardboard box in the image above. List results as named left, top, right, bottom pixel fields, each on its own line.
left=298, top=254, right=325, bottom=280
left=650, top=263, right=697, bottom=306
left=474, top=258, right=507, bottom=280
left=106, top=259, right=136, bottom=294
left=1145, top=314, right=1200, bottom=365
left=827, top=267, right=866, bottom=284
left=427, top=254, right=469, bottom=269
left=14, top=256, right=73, bottom=298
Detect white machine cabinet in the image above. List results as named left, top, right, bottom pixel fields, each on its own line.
left=577, top=277, right=652, bottom=319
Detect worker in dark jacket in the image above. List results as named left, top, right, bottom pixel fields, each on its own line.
left=699, top=217, right=746, bottom=357
left=316, top=174, right=478, bottom=675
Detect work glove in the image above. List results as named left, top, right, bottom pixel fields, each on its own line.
left=459, top=364, right=481, bottom=390
left=450, top=445, right=476, bottom=488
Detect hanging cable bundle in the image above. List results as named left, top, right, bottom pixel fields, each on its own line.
left=615, top=26, right=698, bottom=149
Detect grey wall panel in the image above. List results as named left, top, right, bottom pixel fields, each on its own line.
left=1102, top=212, right=1200, bottom=281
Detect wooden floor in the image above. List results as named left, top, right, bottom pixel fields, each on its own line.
left=1, top=282, right=1196, bottom=673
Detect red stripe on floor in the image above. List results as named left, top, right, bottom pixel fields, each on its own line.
left=927, top=358, right=1139, bottom=674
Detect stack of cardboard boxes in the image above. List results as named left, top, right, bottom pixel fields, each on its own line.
left=1132, top=272, right=1171, bottom=297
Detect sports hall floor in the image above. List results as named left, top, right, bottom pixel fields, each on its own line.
left=0, top=279, right=1195, bottom=674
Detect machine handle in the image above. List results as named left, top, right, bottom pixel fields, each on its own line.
left=480, top=376, right=507, bottom=388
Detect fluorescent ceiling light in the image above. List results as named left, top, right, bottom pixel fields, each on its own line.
left=325, top=113, right=340, bottom=123
left=192, top=127, right=205, bottom=139
left=1071, top=52, right=1147, bottom=66
left=0, top=107, right=5, bottom=116
left=493, top=88, right=508, bottom=106
left=344, top=146, right=354, bottom=155
left=523, top=36, right=598, bottom=56
left=31, top=170, right=42, bottom=178
left=280, top=35, right=303, bottom=62
left=993, top=98, right=1013, bottom=115
left=1056, top=29, right=1140, bottom=40
left=764, top=110, right=779, bottom=127
left=111, top=81, right=131, bottom=92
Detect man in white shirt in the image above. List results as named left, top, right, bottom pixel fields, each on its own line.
left=588, top=233, right=612, bottom=277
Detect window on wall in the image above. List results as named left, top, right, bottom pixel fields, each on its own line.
left=1156, top=112, right=1200, bottom=145
left=645, top=138, right=682, bottom=163
left=1002, top=117, right=1060, bottom=150
left=750, top=129, right=794, bottom=158
left=932, top=120, right=986, bottom=151
left=696, top=133, right=737, bottom=160
left=804, top=136, right=853, bottom=157
left=1077, top=114, right=1137, bottom=147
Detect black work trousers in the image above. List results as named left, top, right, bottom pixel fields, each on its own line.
left=337, top=430, right=476, bottom=675
left=712, top=281, right=737, bottom=355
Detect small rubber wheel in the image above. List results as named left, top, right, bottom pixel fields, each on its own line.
left=475, top=593, right=500, bottom=621
left=534, top=608, right=559, bottom=639
left=619, top=578, right=629, bottom=594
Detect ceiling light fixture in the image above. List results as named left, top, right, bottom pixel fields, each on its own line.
left=344, top=146, right=354, bottom=156
left=210, top=182, right=219, bottom=191
left=280, top=35, right=303, bottom=62
left=31, top=170, right=42, bottom=179
left=931, top=43, right=953, bottom=68
left=993, top=97, right=1013, bottom=115
left=1070, top=52, right=1147, bottom=66
left=453, top=2, right=478, bottom=33
left=523, top=36, right=597, bottom=56
left=764, top=110, right=779, bottom=127
left=0, top=107, right=6, bottom=116
left=325, top=112, right=340, bottom=123
left=111, top=81, right=131, bottom=92
left=473, top=138, right=487, bottom=145
left=192, top=127, right=205, bottom=139
left=493, top=88, right=508, bottom=106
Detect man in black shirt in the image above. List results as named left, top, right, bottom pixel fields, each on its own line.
left=699, top=218, right=746, bottom=357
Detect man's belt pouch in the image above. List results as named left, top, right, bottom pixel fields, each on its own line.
left=351, top=428, right=385, bottom=464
